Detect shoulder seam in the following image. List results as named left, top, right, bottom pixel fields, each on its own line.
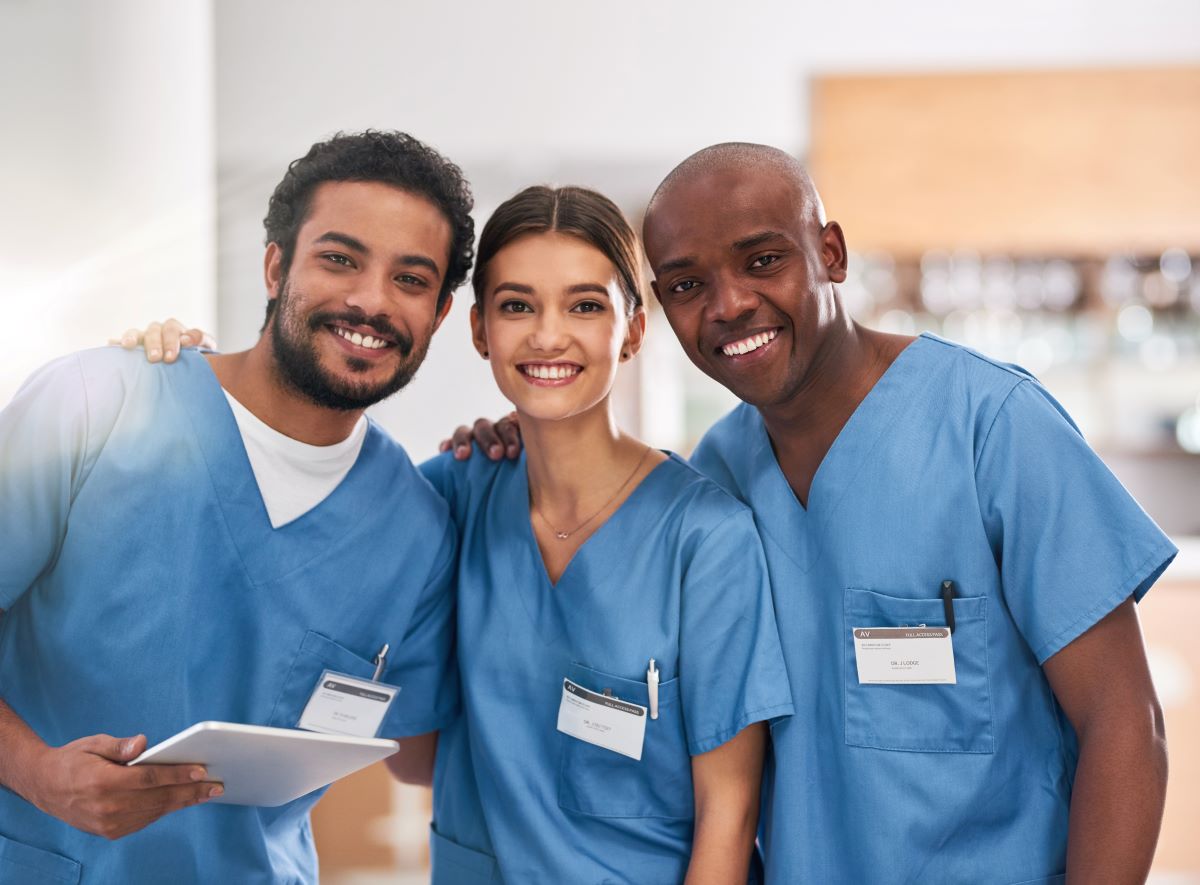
left=973, top=377, right=1027, bottom=474
left=924, top=334, right=1032, bottom=382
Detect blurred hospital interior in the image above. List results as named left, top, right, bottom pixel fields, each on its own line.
left=2, top=1, right=1198, bottom=881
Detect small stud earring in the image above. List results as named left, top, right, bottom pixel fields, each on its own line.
left=482, top=350, right=489, bottom=359
left=621, top=351, right=630, bottom=360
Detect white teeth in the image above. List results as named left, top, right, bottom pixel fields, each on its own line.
left=722, top=329, right=778, bottom=357
left=333, top=327, right=389, bottom=349
left=523, top=364, right=579, bottom=380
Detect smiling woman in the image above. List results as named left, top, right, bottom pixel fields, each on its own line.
left=414, top=184, right=795, bottom=885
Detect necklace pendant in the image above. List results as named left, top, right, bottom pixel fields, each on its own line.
left=555, top=531, right=570, bottom=540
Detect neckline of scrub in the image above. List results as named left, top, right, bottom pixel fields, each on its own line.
left=518, top=450, right=678, bottom=591
left=165, top=352, right=388, bottom=579
left=745, top=333, right=941, bottom=573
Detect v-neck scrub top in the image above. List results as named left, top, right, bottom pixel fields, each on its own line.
left=690, top=333, right=1177, bottom=885
left=421, top=451, right=794, bottom=885
left=0, top=349, right=459, bottom=885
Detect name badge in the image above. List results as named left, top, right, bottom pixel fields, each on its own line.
left=297, top=670, right=399, bottom=738
left=556, top=678, right=647, bottom=760
left=852, top=627, right=956, bottom=684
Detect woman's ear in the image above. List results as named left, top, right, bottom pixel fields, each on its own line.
left=621, top=307, right=648, bottom=361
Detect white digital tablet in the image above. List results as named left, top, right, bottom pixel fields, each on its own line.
left=128, top=721, right=399, bottom=807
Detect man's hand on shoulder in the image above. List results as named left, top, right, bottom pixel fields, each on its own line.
left=438, top=413, right=523, bottom=461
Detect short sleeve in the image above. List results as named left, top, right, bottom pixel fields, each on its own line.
left=0, top=355, right=95, bottom=610
left=419, top=450, right=459, bottom=513
left=975, top=380, right=1177, bottom=664
left=680, top=505, right=794, bottom=756
left=379, top=518, right=460, bottom=736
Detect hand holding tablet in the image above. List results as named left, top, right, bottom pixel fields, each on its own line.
left=129, top=722, right=399, bottom=807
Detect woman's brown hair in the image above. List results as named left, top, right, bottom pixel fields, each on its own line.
left=471, top=185, right=643, bottom=315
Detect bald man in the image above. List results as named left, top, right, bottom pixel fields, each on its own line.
left=639, top=144, right=1174, bottom=885
left=455, top=143, right=1173, bottom=883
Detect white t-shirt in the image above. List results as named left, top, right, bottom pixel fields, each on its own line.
left=223, top=390, right=367, bottom=529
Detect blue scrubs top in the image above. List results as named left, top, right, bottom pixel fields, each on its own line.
left=690, top=333, right=1177, bottom=885
left=0, top=349, right=459, bottom=885
left=421, top=451, right=794, bottom=885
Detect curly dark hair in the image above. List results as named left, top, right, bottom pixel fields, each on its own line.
left=263, top=130, right=474, bottom=320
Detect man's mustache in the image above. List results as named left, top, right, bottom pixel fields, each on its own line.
left=308, top=309, right=413, bottom=356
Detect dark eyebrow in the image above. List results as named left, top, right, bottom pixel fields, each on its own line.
left=732, top=230, right=791, bottom=251
left=314, top=231, right=368, bottom=253
left=566, top=283, right=611, bottom=299
left=314, top=231, right=440, bottom=276
left=492, top=282, right=612, bottom=299
left=654, top=256, right=697, bottom=275
left=398, top=253, right=441, bottom=276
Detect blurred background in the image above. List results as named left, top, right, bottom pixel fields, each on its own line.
left=2, top=0, right=1198, bottom=881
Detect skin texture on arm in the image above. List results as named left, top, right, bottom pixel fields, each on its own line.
left=684, top=722, right=766, bottom=885
left=385, top=731, right=439, bottom=788
left=1043, top=598, right=1167, bottom=884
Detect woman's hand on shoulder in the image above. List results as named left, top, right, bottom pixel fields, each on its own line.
left=109, top=318, right=216, bottom=363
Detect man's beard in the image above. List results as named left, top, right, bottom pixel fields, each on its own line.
left=269, top=280, right=428, bottom=411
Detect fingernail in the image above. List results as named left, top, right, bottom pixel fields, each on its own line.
left=149, top=349, right=160, bottom=358
left=456, top=445, right=469, bottom=456
left=508, top=446, right=519, bottom=458
left=190, top=768, right=205, bottom=782
left=122, top=336, right=135, bottom=347
left=121, top=739, right=135, bottom=755
left=209, top=786, right=223, bottom=798
left=166, top=349, right=176, bottom=359
left=489, top=445, right=501, bottom=457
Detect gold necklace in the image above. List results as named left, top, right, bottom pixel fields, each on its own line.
left=534, top=445, right=653, bottom=541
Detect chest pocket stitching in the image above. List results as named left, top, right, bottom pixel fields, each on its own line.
left=843, top=588, right=994, bottom=754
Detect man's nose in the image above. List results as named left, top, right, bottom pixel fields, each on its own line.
left=706, top=276, right=759, bottom=324
left=344, top=271, right=395, bottom=315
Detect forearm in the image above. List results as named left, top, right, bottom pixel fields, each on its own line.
left=684, top=800, right=758, bottom=885
left=0, top=697, right=50, bottom=804
left=1065, top=708, right=1167, bottom=884
left=385, top=732, right=438, bottom=787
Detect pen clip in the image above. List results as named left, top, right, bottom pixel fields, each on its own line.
left=372, top=643, right=390, bottom=682
left=940, top=581, right=956, bottom=635
left=647, top=658, right=659, bottom=721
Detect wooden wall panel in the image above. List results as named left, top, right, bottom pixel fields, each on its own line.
left=809, top=68, right=1200, bottom=257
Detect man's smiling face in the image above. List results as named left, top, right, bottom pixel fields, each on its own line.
left=265, top=180, right=453, bottom=411
left=643, top=159, right=847, bottom=410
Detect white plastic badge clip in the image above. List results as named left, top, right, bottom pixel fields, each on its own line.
left=646, top=658, right=659, bottom=720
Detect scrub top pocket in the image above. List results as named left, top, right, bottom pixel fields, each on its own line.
left=558, top=662, right=693, bottom=820
left=843, top=588, right=994, bottom=753
left=268, top=630, right=381, bottom=729
left=0, top=833, right=80, bottom=885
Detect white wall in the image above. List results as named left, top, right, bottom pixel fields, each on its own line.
left=210, top=0, right=1200, bottom=457
left=0, top=0, right=216, bottom=405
